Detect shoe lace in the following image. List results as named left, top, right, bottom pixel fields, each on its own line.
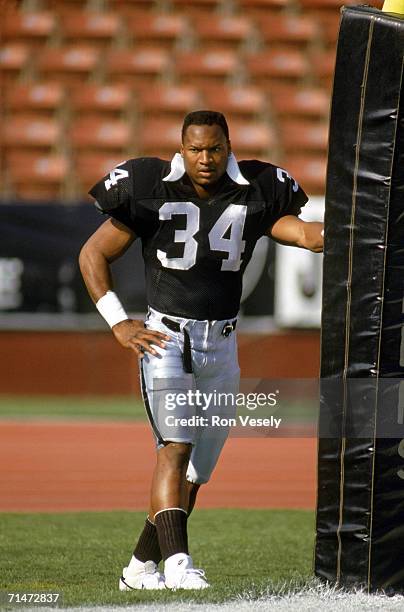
left=181, top=568, right=206, bottom=582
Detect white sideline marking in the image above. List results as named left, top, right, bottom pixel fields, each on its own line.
left=23, top=586, right=404, bottom=612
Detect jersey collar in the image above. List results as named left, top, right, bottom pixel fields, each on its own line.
left=162, top=152, right=250, bottom=185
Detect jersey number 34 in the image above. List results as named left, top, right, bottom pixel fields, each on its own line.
left=156, top=201, right=247, bottom=272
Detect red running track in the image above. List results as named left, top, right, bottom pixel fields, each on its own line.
left=0, top=422, right=316, bottom=512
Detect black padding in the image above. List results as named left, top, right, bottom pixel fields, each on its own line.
left=316, top=5, right=404, bottom=593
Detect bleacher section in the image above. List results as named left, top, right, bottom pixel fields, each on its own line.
left=0, top=0, right=382, bottom=200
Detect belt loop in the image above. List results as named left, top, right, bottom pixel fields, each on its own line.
left=148, top=306, right=161, bottom=322
left=179, top=318, right=189, bottom=332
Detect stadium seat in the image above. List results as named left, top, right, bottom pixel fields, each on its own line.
left=135, top=84, right=202, bottom=116
left=170, top=0, right=230, bottom=15
left=298, top=0, right=357, bottom=9
left=111, top=0, right=163, bottom=13
left=5, top=82, right=65, bottom=115
left=2, top=117, right=61, bottom=149
left=237, top=0, right=288, bottom=16
left=138, top=118, right=181, bottom=156
left=258, top=15, right=319, bottom=48
left=46, top=0, right=107, bottom=9
left=193, top=15, right=255, bottom=49
left=171, top=0, right=226, bottom=5
left=36, top=45, right=101, bottom=84
left=126, top=13, right=189, bottom=48
left=104, top=48, right=171, bottom=84
left=70, top=84, right=132, bottom=117
left=70, top=118, right=132, bottom=151
left=227, top=120, right=274, bottom=157
left=269, top=85, right=329, bottom=118
left=316, top=13, right=341, bottom=47
left=285, top=155, right=327, bottom=195
left=310, top=49, right=336, bottom=89
left=279, top=120, right=329, bottom=152
left=0, top=44, right=30, bottom=82
left=60, top=11, right=122, bottom=45
left=5, top=153, right=68, bottom=200
left=202, top=84, right=267, bottom=116
left=0, top=0, right=335, bottom=202
left=174, top=49, right=239, bottom=85
left=2, top=11, right=57, bottom=44
left=245, top=50, right=309, bottom=82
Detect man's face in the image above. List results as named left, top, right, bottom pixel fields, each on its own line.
left=181, top=124, right=231, bottom=191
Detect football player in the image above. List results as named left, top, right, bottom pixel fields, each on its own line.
left=79, top=110, right=323, bottom=590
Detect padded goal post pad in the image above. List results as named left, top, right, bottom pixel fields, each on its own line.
left=315, top=6, right=404, bottom=592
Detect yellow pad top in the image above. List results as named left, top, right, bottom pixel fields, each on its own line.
left=382, top=0, right=404, bottom=14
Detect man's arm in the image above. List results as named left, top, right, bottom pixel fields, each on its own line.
left=267, top=215, right=324, bottom=253
left=79, top=218, right=169, bottom=357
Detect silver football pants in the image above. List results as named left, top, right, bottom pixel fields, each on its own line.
left=140, top=307, right=240, bottom=484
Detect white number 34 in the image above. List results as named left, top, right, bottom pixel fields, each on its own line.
left=157, top=201, right=247, bottom=272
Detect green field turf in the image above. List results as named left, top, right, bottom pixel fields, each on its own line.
left=0, top=509, right=314, bottom=607
left=0, top=396, right=145, bottom=420
left=0, top=395, right=317, bottom=425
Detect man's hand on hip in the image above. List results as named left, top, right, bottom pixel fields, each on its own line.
left=112, top=319, right=170, bottom=358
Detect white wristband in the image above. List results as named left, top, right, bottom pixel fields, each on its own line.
left=96, top=291, right=129, bottom=328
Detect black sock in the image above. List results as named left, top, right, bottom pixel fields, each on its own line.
left=154, top=508, right=188, bottom=561
left=133, top=517, right=162, bottom=564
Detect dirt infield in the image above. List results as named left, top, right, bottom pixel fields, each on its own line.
left=0, top=421, right=316, bottom=512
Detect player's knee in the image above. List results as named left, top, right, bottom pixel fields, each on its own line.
left=158, top=441, right=192, bottom=470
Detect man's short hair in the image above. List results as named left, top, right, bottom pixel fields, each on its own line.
left=182, top=110, right=229, bottom=142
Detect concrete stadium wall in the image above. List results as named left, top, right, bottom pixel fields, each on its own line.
left=0, top=331, right=320, bottom=395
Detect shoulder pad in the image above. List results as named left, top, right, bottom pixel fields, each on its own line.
left=238, top=160, right=276, bottom=180
left=238, top=160, right=278, bottom=198
left=130, top=157, right=172, bottom=199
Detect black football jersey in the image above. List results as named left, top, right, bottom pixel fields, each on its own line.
left=89, top=157, right=308, bottom=320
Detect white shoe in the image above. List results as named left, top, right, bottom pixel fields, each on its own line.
left=119, top=560, right=166, bottom=590
left=164, top=553, right=210, bottom=590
